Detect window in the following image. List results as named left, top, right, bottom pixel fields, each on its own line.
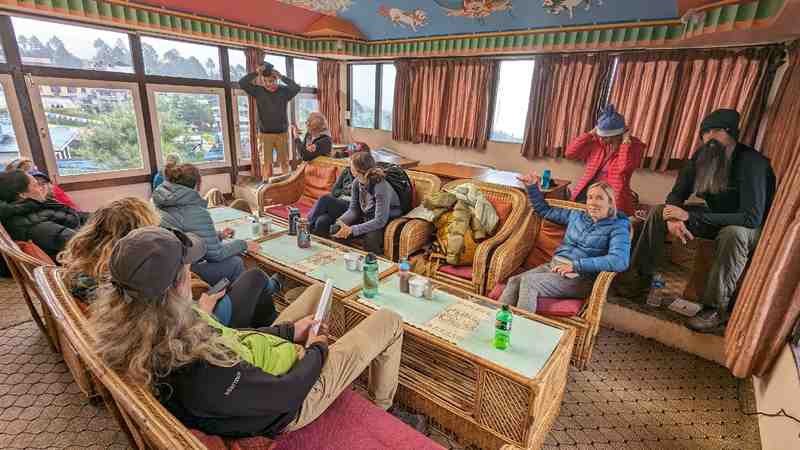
left=0, top=75, right=31, bottom=167
left=27, top=77, right=149, bottom=180
left=233, top=91, right=251, bottom=161
left=379, top=64, right=396, bottom=131
left=141, top=36, right=220, bottom=80
left=263, top=54, right=287, bottom=76
left=147, top=86, right=229, bottom=167
left=228, top=49, right=247, bottom=82
left=0, top=39, right=5, bottom=64
left=295, top=93, right=320, bottom=133
left=12, top=17, right=133, bottom=73
left=293, top=58, right=318, bottom=88
left=490, top=60, right=535, bottom=143
left=350, top=64, right=376, bottom=128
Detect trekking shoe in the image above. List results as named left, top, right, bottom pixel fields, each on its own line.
left=389, top=406, right=428, bottom=434
left=686, top=308, right=728, bottom=333
left=268, top=273, right=283, bottom=293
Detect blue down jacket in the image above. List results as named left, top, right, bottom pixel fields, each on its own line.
left=152, top=181, right=246, bottom=262
left=526, top=184, right=630, bottom=274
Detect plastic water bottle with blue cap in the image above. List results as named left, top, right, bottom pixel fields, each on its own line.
left=541, top=169, right=552, bottom=190
left=646, top=274, right=666, bottom=308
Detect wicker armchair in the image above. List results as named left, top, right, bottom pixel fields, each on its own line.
left=383, top=170, right=442, bottom=261
left=487, top=200, right=629, bottom=370
left=399, top=180, right=528, bottom=294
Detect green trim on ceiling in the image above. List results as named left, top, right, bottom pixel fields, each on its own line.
left=0, top=0, right=788, bottom=59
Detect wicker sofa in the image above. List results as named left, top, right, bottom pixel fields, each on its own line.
left=485, top=200, right=627, bottom=369
left=392, top=179, right=529, bottom=295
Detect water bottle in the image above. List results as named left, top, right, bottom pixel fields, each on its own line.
left=493, top=305, right=512, bottom=350
left=363, top=252, right=379, bottom=299
left=646, top=274, right=666, bottom=307
left=398, top=257, right=411, bottom=294
left=297, top=218, right=311, bottom=249
left=541, top=169, right=552, bottom=189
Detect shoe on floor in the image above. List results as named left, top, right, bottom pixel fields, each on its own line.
left=389, top=406, right=427, bottom=434
left=269, top=273, right=283, bottom=293
left=686, top=308, right=728, bottom=333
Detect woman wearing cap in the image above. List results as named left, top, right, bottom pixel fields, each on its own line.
left=5, top=157, right=79, bottom=210
left=500, top=173, right=631, bottom=313
left=290, top=111, right=332, bottom=162
left=565, top=104, right=645, bottom=216
left=91, top=226, right=407, bottom=438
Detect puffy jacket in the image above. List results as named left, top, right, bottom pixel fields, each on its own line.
left=565, top=132, right=645, bottom=216
left=0, top=198, right=87, bottom=260
left=527, top=184, right=630, bottom=275
left=152, top=182, right=247, bottom=262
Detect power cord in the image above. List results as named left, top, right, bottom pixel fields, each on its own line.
left=744, top=408, right=800, bottom=438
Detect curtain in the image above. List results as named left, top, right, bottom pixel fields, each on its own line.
left=391, top=58, right=496, bottom=149
left=608, top=52, right=683, bottom=170
left=724, top=42, right=800, bottom=378
left=245, top=47, right=264, bottom=179
left=317, top=60, right=343, bottom=143
left=521, top=53, right=612, bottom=158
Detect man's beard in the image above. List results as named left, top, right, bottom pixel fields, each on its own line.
left=694, top=139, right=731, bottom=195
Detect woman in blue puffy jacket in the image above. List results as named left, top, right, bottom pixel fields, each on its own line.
left=500, top=173, right=631, bottom=313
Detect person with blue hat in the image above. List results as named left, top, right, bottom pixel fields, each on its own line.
left=565, top=104, right=645, bottom=216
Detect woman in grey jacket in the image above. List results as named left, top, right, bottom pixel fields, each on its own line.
left=152, top=162, right=279, bottom=326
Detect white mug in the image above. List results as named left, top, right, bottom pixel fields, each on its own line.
left=344, top=252, right=363, bottom=272
left=408, top=277, right=427, bottom=298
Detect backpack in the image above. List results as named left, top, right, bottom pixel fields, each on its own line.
left=377, top=162, right=414, bottom=214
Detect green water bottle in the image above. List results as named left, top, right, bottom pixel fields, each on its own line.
left=363, top=252, right=379, bottom=299
left=493, top=305, right=512, bottom=350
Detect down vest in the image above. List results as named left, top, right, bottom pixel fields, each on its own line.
left=152, top=182, right=247, bottom=262
left=0, top=199, right=87, bottom=259
left=527, top=184, right=631, bottom=275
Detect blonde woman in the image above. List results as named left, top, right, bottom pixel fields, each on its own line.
left=91, top=226, right=408, bottom=438
left=290, top=111, right=332, bottom=162
left=500, top=175, right=631, bottom=313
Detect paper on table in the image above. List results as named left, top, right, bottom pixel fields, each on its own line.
left=423, top=301, right=494, bottom=344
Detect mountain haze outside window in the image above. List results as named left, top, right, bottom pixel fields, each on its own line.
left=491, top=60, right=535, bottom=143
left=141, top=36, right=220, bottom=80
left=351, top=64, right=376, bottom=128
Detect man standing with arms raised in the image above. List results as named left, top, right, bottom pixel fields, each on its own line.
left=240, top=61, right=300, bottom=180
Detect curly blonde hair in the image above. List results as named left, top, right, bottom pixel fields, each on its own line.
left=59, top=197, right=160, bottom=290
left=90, top=267, right=238, bottom=387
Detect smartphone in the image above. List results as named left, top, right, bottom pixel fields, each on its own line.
left=207, top=278, right=229, bottom=295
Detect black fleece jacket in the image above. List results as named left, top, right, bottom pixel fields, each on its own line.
left=238, top=72, right=300, bottom=134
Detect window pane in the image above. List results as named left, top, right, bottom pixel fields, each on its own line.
left=0, top=84, right=22, bottom=166
left=0, top=39, right=5, bottom=64
left=296, top=94, right=320, bottom=134
left=154, top=92, right=226, bottom=164
left=37, top=84, right=144, bottom=176
left=490, top=60, right=535, bottom=143
left=236, top=94, right=251, bottom=160
left=351, top=65, right=376, bottom=129
left=142, top=36, right=220, bottom=80
left=229, top=49, right=247, bottom=82
left=293, top=58, right=317, bottom=88
left=380, top=64, right=396, bottom=131
left=263, top=54, right=287, bottom=76
left=12, top=17, right=133, bottom=72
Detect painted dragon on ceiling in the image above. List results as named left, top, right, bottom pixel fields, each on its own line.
left=276, top=0, right=352, bottom=15
left=542, top=0, right=605, bottom=19
left=432, top=1, right=513, bottom=19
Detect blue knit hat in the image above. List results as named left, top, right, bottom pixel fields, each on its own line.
left=596, top=104, right=626, bottom=137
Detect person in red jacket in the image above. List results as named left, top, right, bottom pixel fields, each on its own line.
left=565, top=105, right=645, bottom=216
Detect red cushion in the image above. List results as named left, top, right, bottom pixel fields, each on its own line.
left=302, top=164, right=338, bottom=201
left=15, top=241, right=55, bottom=265
left=485, top=196, right=513, bottom=229
left=525, top=220, right=567, bottom=270
left=487, top=283, right=584, bottom=317
left=265, top=198, right=315, bottom=220
left=438, top=264, right=473, bottom=280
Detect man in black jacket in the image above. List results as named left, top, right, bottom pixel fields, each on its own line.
left=625, top=109, right=775, bottom=332
left=239, top=62, right=300, bottom=180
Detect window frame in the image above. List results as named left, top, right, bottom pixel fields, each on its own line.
left=26, top=75, right=150, bottom=183
left=139, top=34, right=223, bottom=82
left=348, top=62, right=379, bottom=130
left=145, top=83, right=232, bottom=170
left=378, top=62, right=395, bottom=131
left=0, top=73, right=32, bottom=162
left=488, top=59, right=535, bottom=145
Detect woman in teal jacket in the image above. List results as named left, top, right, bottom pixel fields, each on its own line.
left=500, top=173, right=631, bottom=313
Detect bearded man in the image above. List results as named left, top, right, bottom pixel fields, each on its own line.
left=624, top=109, right=775, bottom=332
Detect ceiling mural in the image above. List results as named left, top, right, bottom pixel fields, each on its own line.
left=276, top=0, right=353, bottom=15
left=378, top=6, right=430, bottom=32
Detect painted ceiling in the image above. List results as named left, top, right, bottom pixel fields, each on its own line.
left=130, top=1, right=723, bottom=41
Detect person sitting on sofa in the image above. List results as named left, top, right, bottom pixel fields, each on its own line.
left=501, top=173, right=631, bottom=313
left=290, top=112, right=332, bottom=162
left=152, top=161, right=280, bottom=327
left=5, top=158, right=80, bottom=211
left=151, top=153, right=180, bottom=192
left=90, top=226, right=413, bottom=438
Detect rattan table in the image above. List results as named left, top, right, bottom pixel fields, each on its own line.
left=333, top=273, right=575, bottom=450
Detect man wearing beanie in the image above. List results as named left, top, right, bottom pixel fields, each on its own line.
left=622, top=109, right=775, bottom=332
left=566, top=104, right=645, bottom=216
left=239, top=61, right=300, bottom=180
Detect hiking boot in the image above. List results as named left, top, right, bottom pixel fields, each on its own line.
left=686, top=308, right=728, bottom=333
left=268, top=273, right=283, bottom=293
left=389, top=406, right=428, bottom=434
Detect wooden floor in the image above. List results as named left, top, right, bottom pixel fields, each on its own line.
left=0, top=277, right=761, bottom=450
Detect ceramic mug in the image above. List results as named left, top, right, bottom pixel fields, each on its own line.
left=344, top=252, right=363, bottom=272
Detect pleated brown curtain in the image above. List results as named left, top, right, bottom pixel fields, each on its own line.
left=245, top=47, right=264, bottom=179
left=724, top=42, right=800, bottom=378
left=317, top=60, right=343, bottom=143
left=521, top=53, right=612, bottom=158
left=608, top=52, right=683, bottom=170
left=392, top=58, right=496, bottom=149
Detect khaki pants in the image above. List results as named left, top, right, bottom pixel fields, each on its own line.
left=277, top=284, right=404, bottom=432
left=258, top=132, right=289, bottom=180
